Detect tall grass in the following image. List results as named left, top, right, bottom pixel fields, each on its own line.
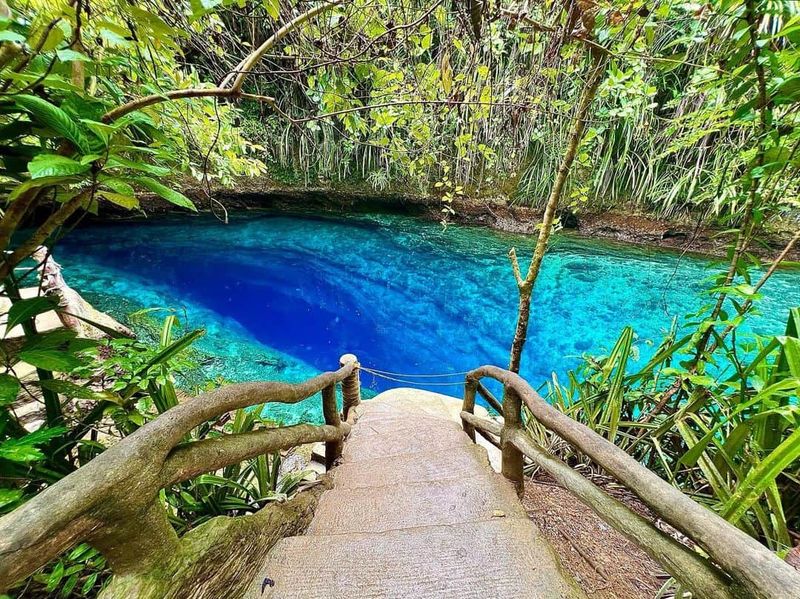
left=530, top=308, right=800, bottom=551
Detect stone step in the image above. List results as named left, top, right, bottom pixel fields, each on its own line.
left=342, top=422, right=473, bottom=462
left=307, top=476, right=527, bottom=535
left=360, top=392, right=468, bottom=420
left=332, top=445, right=492, bottom=489
left=246, top=519, right=584, bottom=599
left=348, top=411, right=463, bottom=437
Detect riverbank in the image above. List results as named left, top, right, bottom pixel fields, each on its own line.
left=105, top=179, right=799, bottom=262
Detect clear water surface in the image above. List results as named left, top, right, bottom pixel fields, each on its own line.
left=55, top=211, right=800, bottom=423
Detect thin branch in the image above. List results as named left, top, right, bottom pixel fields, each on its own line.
left=508, top=247, right=524, bottom=288
left=103, top=2, right=339, bottom=123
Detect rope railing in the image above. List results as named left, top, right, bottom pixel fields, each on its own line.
left=0, top=354, right=362, bottom=593
left=461, top=364, right=800, bottom=599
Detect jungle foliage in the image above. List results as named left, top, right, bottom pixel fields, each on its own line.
left=196, top=0, right=800, bottom=224
left=0, top=0, right=799, bottom=597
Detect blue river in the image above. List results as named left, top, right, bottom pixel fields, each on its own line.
left=56, top=211, right=800, bottom=423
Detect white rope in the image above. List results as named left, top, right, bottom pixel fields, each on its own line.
left=361, top=366, right=471, bottom=378
left=361, top=368, right=466, bottom=387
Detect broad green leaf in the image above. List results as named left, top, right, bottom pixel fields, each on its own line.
left=5, top=296, right=56, bottom=332
left=7, top=175, right=80, bottom=201
left=99, top=176, right=135, bottom=196
left=28, top=154, right=90, bottom=179
left=134, top=176, right=197, bottom=211
left=18, top=348, right=85, bottom=372
left=106, top=155, right=170, bottom=176
left=99, top=190, right=139, bottom=209
left=14, top=95, right=92, bottom=153
left=263, top=0, right=280, bottom=20
left=0, top=30, right=25, bottom=43
left=56, top=48, right=91, bottom=62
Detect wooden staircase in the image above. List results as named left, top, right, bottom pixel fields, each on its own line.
left=245, top=389, right=584, bottom=598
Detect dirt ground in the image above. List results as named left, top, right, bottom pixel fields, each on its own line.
left=523, top=475, right=669, bottom=598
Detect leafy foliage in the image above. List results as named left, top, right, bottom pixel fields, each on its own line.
left=535, top=307, right=800, bottom=552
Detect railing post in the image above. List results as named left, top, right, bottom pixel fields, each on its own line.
left=462, top=377, right=477, bottom=442
left=501, top=386, right=525, bottom=496
left=322, top=383, right=342, bottom=469
left=339, top=353, right=361, bottom=421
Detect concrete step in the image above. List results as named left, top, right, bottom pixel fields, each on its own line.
left=307, top=476, right=527, bottom=535
left=342, top=422, right=473, bottom=462
left=332, top=445, right=492, bottom=489
left=246, top=519, right=584, bottom=599
left=348, top=411, right=463, bottom=437
left=360, top=389, right=470, bottom=421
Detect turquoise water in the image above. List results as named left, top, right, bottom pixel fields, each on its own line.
left=56, top=211, right=800, bottom=423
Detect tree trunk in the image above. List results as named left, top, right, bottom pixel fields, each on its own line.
left=508, top=51, right=607, bottom=373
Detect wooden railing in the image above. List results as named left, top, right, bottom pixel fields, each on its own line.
left=0, top=354, right=361, bottom=592
left=461, top=365, right=800, bottom=599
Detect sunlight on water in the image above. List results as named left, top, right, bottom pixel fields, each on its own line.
left=56, top=211, right=800, bottom=423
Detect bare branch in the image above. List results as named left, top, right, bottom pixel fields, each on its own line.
left=508, top=247, right=524, bottom=288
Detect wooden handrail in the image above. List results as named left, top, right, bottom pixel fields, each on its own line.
left=462, top=365, right=800, bottom=599
left=460, top=411, right=737, bottom=599
left=0, top=355, right=361, bottom=592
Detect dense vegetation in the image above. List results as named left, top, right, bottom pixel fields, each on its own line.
left=0, top=0, right=798, bottom=596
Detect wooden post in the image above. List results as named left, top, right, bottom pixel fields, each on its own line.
left=462, top=378, right=477, bottom=442
left=501, top=386, right=525, bottom=496
left=321, top=383, right=342, bottom=469
left=339, top=353, right=361, bottom=421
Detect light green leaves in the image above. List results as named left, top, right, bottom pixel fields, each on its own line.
left=263, top=0, right=280, bottom=20
left=99, top=191, right=139, bottom=209
left=134, top=176, right=197, bottom=211
left=28, top=154, right=90, bottom=179
left=0, top=30, right=25, bottom=43
left=190, top=0, right=222, bottom=21
left=0, top=427, right=66, bottom=463
left=720, top=428, right=800, bottom=525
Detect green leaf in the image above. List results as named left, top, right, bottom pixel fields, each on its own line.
left=106, top=155, right=170, bottom=176
left=720, top=427, right=800, bottom=525
left=14, top=95, right=92, bottom=153
left=0, top=373, right=20, bottom=406
left=56, top=48, right=91, bottom=62
left=18, top=348, right=85, bottom=372
left=5, top=296, right=56, bottom=332
left=263, top=0, right=280, bottom=20
left=134, top=176, right=197, bottom=211
left=7, top=175, right=81, bottom=201
left=0, top=488, right=24, bottom=510
left=190, top=0, right=222, bottom=21
left=0, top=439, right=43, bottom=462
left=99, top=177, right=135, bottom=196
left=38, top=379, right=122, bottom=402
left=99, top=190, right=139, bottom=209
left=0, top=30, right=25, bottom=43
left=28, top=154, right=90, bottom=179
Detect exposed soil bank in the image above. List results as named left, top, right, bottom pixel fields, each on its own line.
left=102, top=181, right=800, bottom=261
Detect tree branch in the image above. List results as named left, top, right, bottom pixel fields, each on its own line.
left=102, top=2, right=340, bottom=123
left=161, top=422, right=349, bottom=487
left=0, top=190, right=91, bottom=281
